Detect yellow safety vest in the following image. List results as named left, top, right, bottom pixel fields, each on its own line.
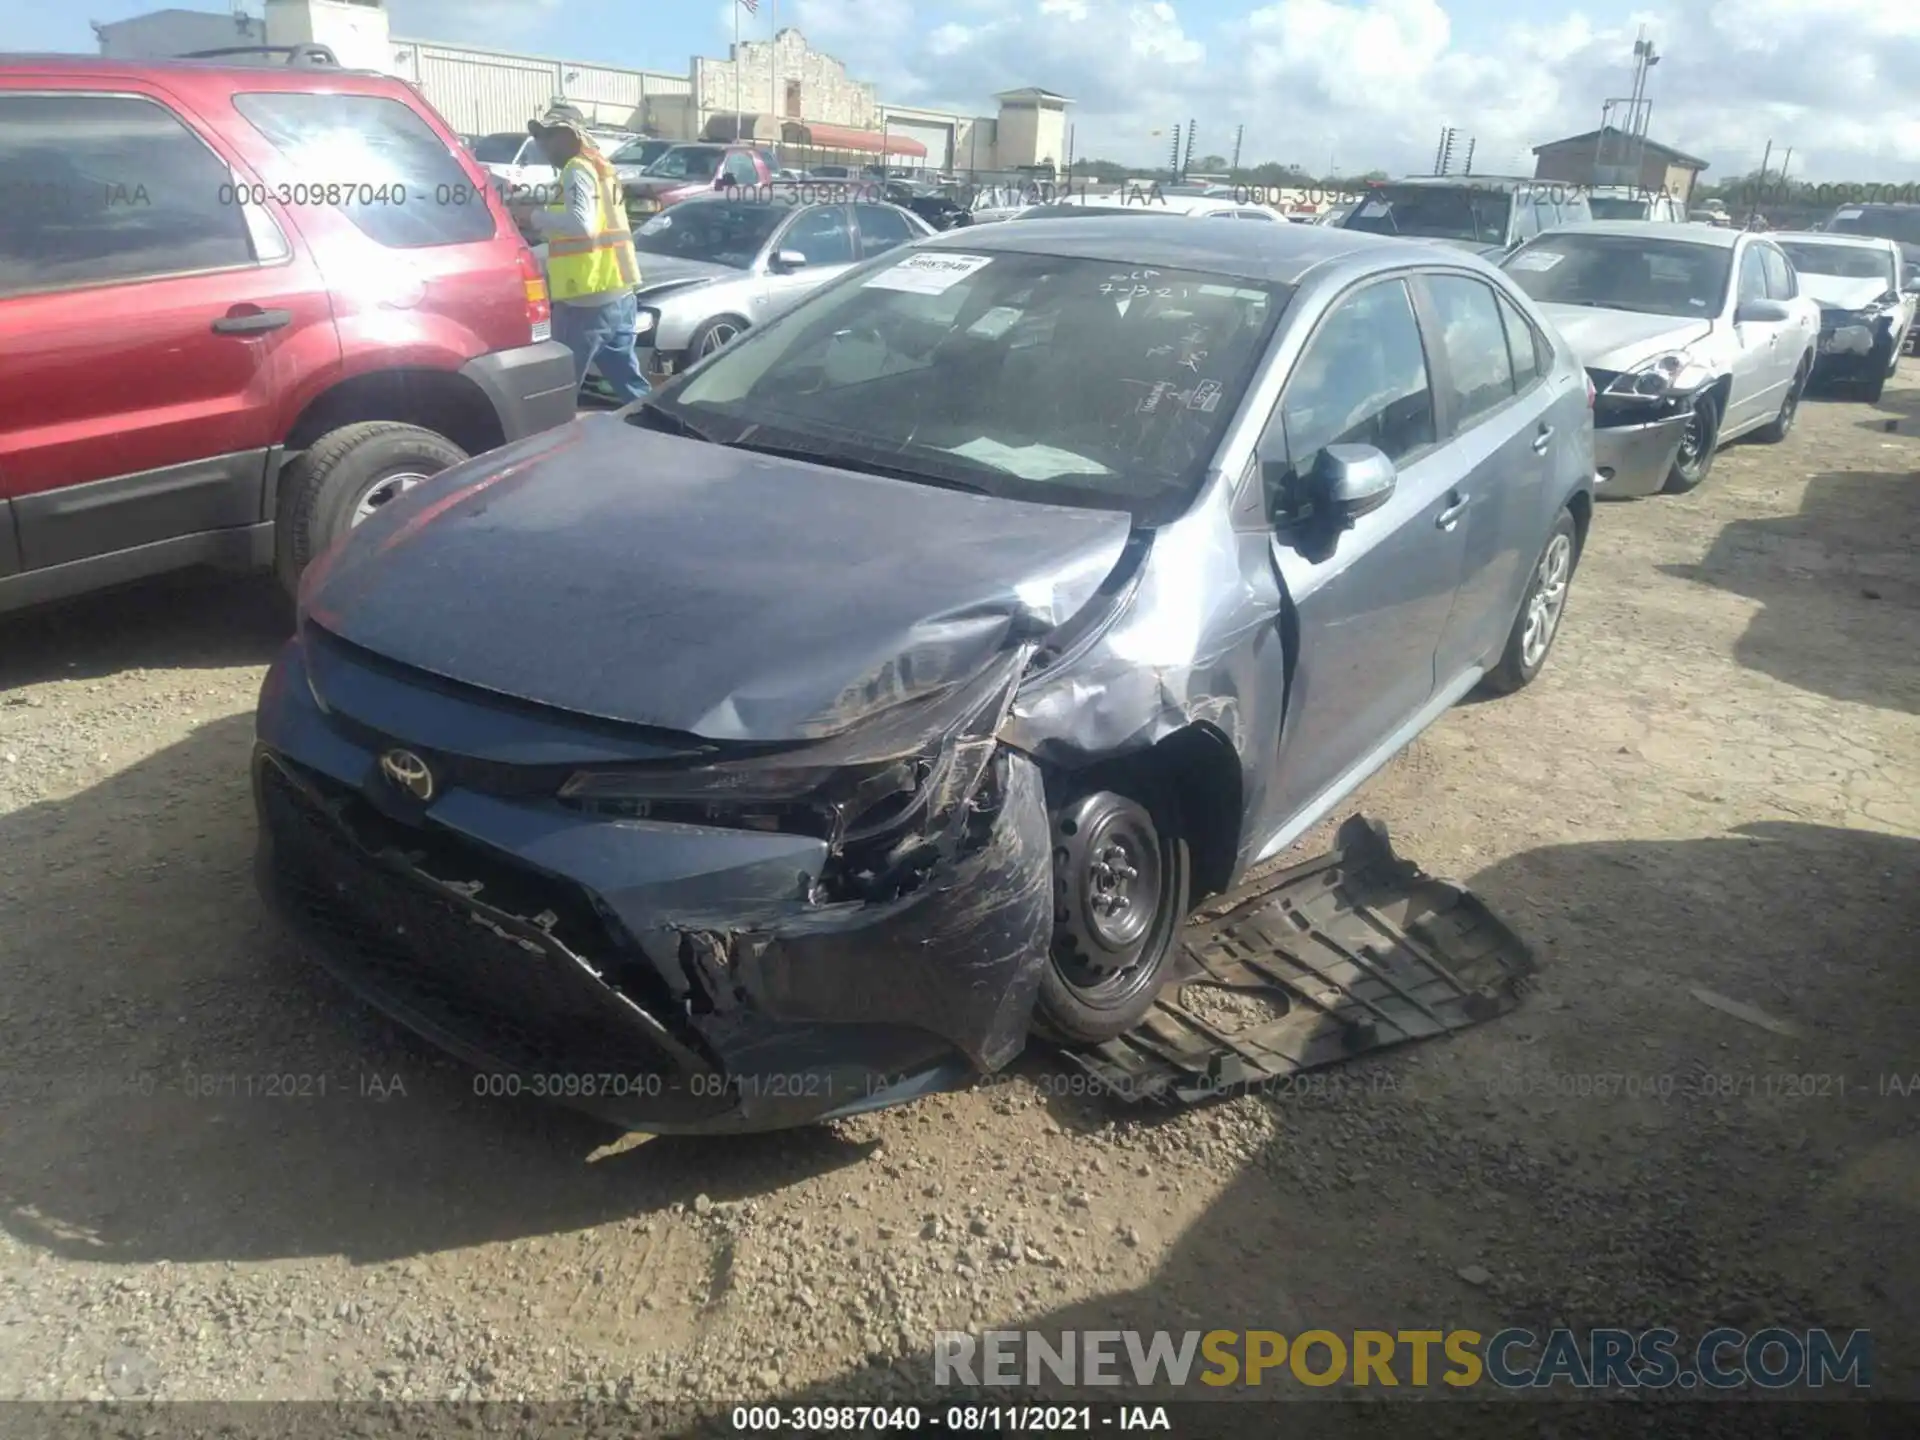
left=544, top=155, right=641, bottom=300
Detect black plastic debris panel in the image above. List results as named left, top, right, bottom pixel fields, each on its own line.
left=1062, top=814, right=1536, bottom=1105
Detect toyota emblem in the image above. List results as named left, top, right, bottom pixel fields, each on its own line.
left=379, top=748, right=434, bottom=801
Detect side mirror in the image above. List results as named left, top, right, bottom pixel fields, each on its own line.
left=770, top=249, right=808, bottom=273
left=1734, top=298, right=1791, bottom=325
left=1317, top=444, right=1398, bottom=525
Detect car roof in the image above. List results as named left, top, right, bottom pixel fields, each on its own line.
left=0, top=52, right=400, bottom=90
left=674, top=186, right=904, bottom=211
left=1377, top=175, right=1535, bottom=191
left=1771, top=230, right=1895, bottom=250
left=1536, top=220, right=1745, bottom=250
left=918, top=214, right=1452, bottom=283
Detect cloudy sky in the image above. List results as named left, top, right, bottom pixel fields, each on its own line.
left=17, top=0, right=1920, bottom=180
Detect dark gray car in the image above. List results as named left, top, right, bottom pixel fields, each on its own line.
left=254, top=219, right=1595, bottom=1134
left=1341, top=177, right=1595, bottom=256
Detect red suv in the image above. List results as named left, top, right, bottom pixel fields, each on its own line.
left=0, top=49, right=577, bottom=614
left=621, top=143, right=778, bottom=219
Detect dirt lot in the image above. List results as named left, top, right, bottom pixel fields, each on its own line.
left=2, top=375, right=1916, bottom=1428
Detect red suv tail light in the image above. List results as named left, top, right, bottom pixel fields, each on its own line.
left=518, top=245, right=552, bottom=344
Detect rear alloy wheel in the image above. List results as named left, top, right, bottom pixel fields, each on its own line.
left=1480, top=508, right=1579, bottom=695
left=1662, top=393, right=1719, bottom=493
left=275, top=421, right=468, bottom=595
left=1753, top=355, right=1810, bottom=443
left=1034, top=785, right=1190, bottom=1045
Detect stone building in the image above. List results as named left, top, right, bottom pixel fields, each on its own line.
left=90, top=2, right=1066, bottom=175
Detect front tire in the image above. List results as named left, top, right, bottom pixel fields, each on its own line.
left=1480, top=508, right=1579, bottom=696
left=275, top=422, right=467, bottom=594
left=1034, top=782, right=1190, bottom=1045
left=688, top=314, right=749, bottom=360
left=1663, top=392, right=1719, bottom=493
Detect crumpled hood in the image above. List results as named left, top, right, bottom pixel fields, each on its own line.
left=631, top=253, right=737, bottom=295
left=1796, top=274, right=1893, bottom=313
left=1535, top=303, right=1713, bottom=373
left=302, top=416, right=1133, bottom=743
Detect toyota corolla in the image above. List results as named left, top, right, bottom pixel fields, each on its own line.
left=254, top=219, right=1594, bottom=1134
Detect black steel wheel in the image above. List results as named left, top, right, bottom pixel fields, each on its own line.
left=1663, top=393, right=1719, bottom=493
left=1034, top=785, right=1190, bottom=1045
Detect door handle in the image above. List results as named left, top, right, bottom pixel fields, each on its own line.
left=1532, top=425, right=1554, bottom=454
left=212, top=308, right=291, bottom=334
left=1435, top=493, right=1470, bottom=529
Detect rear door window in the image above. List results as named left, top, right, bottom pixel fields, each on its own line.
left=1422, top=273, right=1518, bottom=428
left=0, top=92, right=255, bottom=296
left=853, top=203, right=916, bottom=257
left=232, top=91, right=495, bottom=248
left=1495, top=291, right=1544, bottom=391
left=777, top=205, right=854, bottom=266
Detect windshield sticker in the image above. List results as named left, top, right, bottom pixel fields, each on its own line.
left=1508, top=250, right=1565, bottom=271
left=1188, top=379, right=1223, bottom=412
left=944, top=437, right=1111, bottom=481
left=1834, top=208, right=1863, bottom=219
left=864, top=252, right=993, bottom=294
left=966, top=305, right=1023, bottom=338
left=1358, top=201, right=1390, bottom=217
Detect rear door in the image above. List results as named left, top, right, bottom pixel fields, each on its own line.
left=0, top=83, right=337, bottom=572
left=1414, top=271, right=1557, bottom=683
left=1254, top=275, right=1472, bottom=840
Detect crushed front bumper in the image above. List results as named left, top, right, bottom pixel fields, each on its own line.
left=1592, top=411, right=1689, bottom=499
left=251, top=639, right=1054, bottom=1134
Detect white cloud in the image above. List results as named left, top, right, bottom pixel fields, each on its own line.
left=780, top=0, right=1920, bottom=181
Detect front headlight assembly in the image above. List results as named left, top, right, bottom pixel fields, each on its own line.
left=556, top=653, right=1021, bottom=850
left=1601, top=352, right=1712, bottom=401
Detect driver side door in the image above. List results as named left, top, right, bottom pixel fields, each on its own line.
left=1252, top=275, right=1474, bottom=847
left=759, top=203, right=857, bottom=321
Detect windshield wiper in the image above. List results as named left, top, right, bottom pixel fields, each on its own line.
left=625, top=397, right=718, bottom=442
left=722, top=435, right=992, bottom=495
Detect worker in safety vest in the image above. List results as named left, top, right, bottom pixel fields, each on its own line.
left=525, top=108, right=650, bottom=401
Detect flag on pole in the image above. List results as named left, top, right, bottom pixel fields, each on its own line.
left=738, top=0, right=758, bottom=12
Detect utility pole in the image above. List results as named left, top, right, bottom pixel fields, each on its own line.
left=1181, top=119, right=1196, bottom=178
left=1462, top=138, right=1475, bottom=175
left=1747, top=139, right=1772, bottom=227
left=1434, top=126, right=1457, bottom=176
left=1168, top=124, right=1181, bottom=180
left=1231, top=123, right=1244, bottom=175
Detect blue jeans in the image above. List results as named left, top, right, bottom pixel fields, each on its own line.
left=553, top=291, right=651, bottom=402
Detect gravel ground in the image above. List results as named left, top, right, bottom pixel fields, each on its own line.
left=1, top=375, right=1916, bottom=1430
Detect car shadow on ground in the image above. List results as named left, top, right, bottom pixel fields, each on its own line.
left=0, top=571, right=291, bottom=689
left=758, top=822, right=1919, bottom=1432
left=1658, top=468, right=1920, bottom=714
left=0, top=714, right=874, bottom=1268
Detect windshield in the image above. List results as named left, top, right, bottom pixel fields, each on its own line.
left=1777, top=242, right=1895, bottom=284
left=611, top=138, right=671, bottom=167
left=1503, top=234, right=1731, bottom=317
left=470, top=134, right=525, bottom=164
left=644, top=146, right=722, bottom=181
left=639, top=249, right=1289, bottom=523
left=1827, top=206, right=1920, bottom=248
left=1587, top=197, right=1651, bottom=221
left=1344, top=185, right=1511, bottom=244
left=629, top=200, right=787, bottom=267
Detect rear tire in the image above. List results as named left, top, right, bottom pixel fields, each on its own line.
left=1752, top=355, right=1810, bottom=443
left=1033, top=780, right=1190, bottom=1045
left=1480, top=509, right=1579, bottom=696
left=1859, top=374, right=1887, bottom=405
left=275, top=422, right=467, bottom=595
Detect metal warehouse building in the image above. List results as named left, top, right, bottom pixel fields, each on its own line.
left=93, top=0, right=1068, bottom=174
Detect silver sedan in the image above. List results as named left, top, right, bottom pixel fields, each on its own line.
left=626, top=188, right=935, bottom=376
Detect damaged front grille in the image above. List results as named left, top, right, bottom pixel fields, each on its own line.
left=257, top=757, right=712, bottom=1086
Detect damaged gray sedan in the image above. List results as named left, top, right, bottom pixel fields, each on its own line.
left=253, top=220, right=1594, bottom=1134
